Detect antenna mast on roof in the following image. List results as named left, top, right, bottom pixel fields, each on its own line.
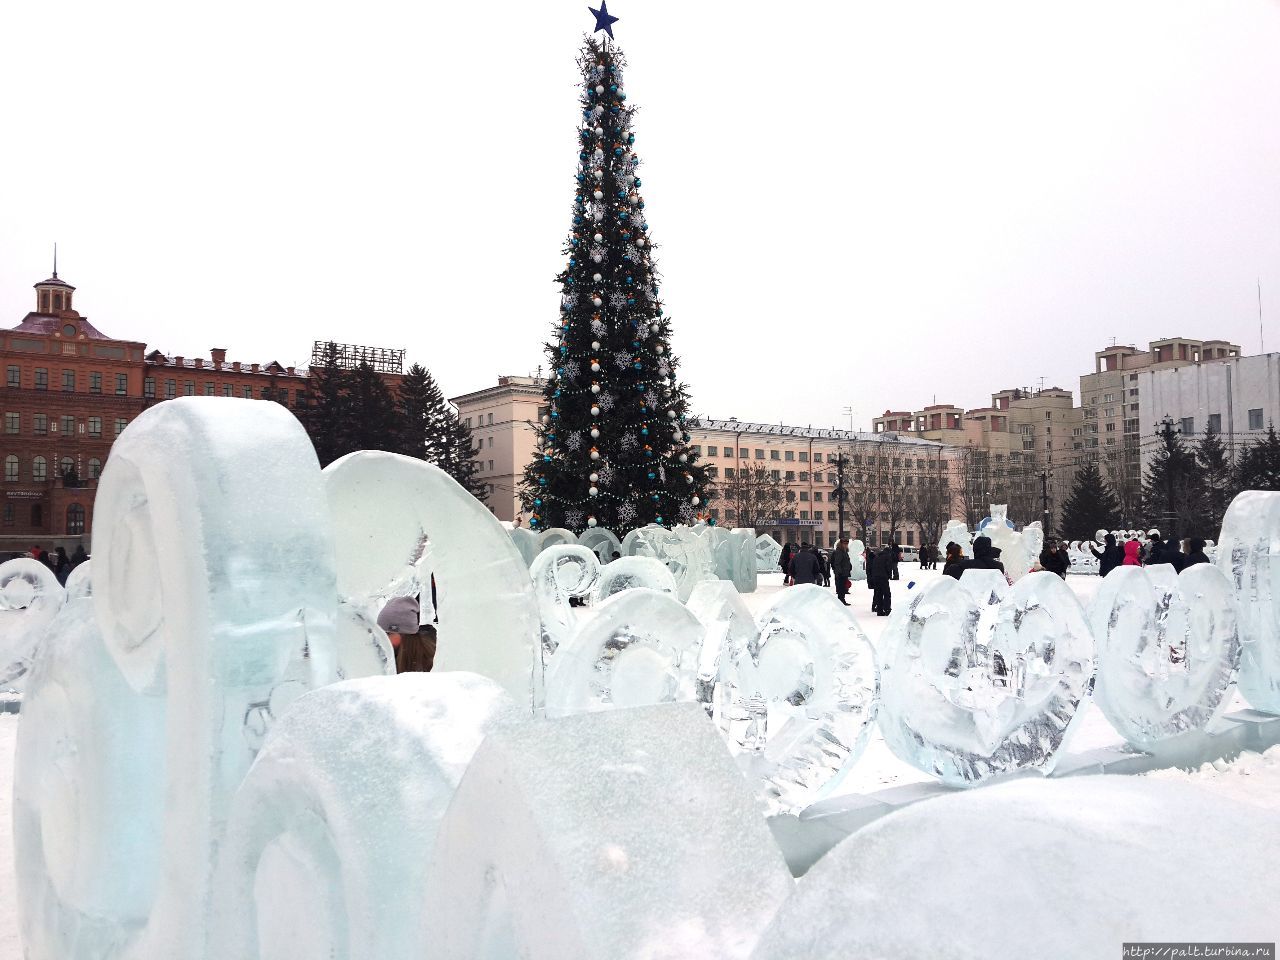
left=1260, top=279, right=1265, bottom=354
left=52, top=242, right=58, bottom=280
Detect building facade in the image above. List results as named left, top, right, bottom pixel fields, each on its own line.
left=1, top=270, right=402, bottom=554
left=449, top=376, right=546, bottom=522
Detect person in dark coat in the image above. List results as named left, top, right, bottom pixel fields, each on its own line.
left=1182, top=538, right=1211, bottom=567
left=378, top=596, right=436, bottom=673
left=53, top=547, right=71, bottom=585
left=1148, top=534, right=1184, bottom=571
left=1091, top=534, right=1123, bottom=577
left=888, top=543, right=901, bottom=580
left=870, top=545, right=895, bottom=615
left=957, top=536, right=1005, bottom=577
left=69, top=544, right=88, bottom=568
left=942, top=541, right=965, bottom=580
left=789, top=542, right=822, bottom=585
left=1038, top=539, right=1069, bottom=579
left=816, top=548, right=832, bottom=587
left=779, top=542, right=794, bottom=585
left=831, top=538, right=853, bottom=605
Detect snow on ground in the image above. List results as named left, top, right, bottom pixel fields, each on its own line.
left=0, top=567, right=1269, bottom=952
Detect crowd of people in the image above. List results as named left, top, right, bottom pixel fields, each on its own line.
left=1090, top=532, right=1211, bottom=576
left=24, top=543, right=88, bottom=587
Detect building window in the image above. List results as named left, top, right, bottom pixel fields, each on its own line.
left=35, top=368, right=48, bottom=390
left=799, top=510, right=809, bottom=519
left=770, top=450, right=780, bottom=460
left=1207, top=413, right=1221, bottom=432
left=706, top=466, right=718, bottom=478
left=184, top=381, right=195, bottom=397
left=755, top=449, right=765, bottom=460
left=724, top=468, right=735, bottom=479
left=33, top=456, right=47, bottom=481
left=224, top=385, right=234, bottom=397
left=90, top=372, right=103, bottom=393
left=799, top=452, right=809, bottom=462
left=60, top=415, right=75, bottom=435
left=5, top=365, right=18, bottom=388
left=88, top=458, right=102, bottom=480
left=66, top=503, right=85, bottom=535
left=799, top=471, right=809, bottom=482
left=4, top=455, right=18, bottom=481
left=1180, top=417, right=1194, bottom=436
left=205, top=383, right=215, bottom=395
left=799, top=491, right=809, bottom=501
left=4, top=412, right=17, bottom=434
left=62, top=370, right=75, bottom=391
left=33, top=414, right=47, bottom=436
left=60, top=457, right=73, bottom=478
left=115, top=418, right=128, bottom=436
left=785, top=470, right=795, bottom=481
left=1249, top=408, right=1264, bottom=430
left=116, top=374, right=128, bottom=395
left=243, top=386, right=253, bottom=399
left=2, top=503, right=12, bottom=524
left=165, top=379, right=176, bottom=399
left=814, top=453, right=823, bottom=462
left=784, top=450, right=794, bottom=461
left=144, top=377, right=155, bottom=398
left=88, top=417, right=102, bottom=438
left=772, top=470, right=782, bottom=481
left=707, top=446, right=718, bottom=457
left=814, top=491, right=823, bottom=502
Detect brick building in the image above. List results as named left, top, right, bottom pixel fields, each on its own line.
left=1, top=270, right=400, bottom=555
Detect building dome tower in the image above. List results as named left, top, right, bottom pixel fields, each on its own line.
left=35, top=246, right=75, bottom=315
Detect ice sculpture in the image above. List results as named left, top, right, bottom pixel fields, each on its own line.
left=538, top=527, right=578, bottom=550
left=755, top=533, right=783, bottom=573
left=64, top=559, right=92, bottom=601
left=878, top=570, right=1094, bottom=786
left=979, top=506, right=1039, bottom=581
left=848, top=539, right=867, bottom=581
left=21, top=397, right=339, bottom=959
left=506, top=525, right=540, bottom=567
left=1089, top=564, right=1239, bottom=747
left=749, top=774, right=1280, bottom=959
left=624, top=523, right=716, bottom=601
left=334, top=599, right=396, bottom=681
left=687, top=580, right=758, bottom=720
left=718, top=586, right=880, bottom=813
left=213, top=673, right=521, bottom=960
left=543, top=587, right=704, bottom=717
left=324, top=451, right=540, bottom=710
left=423, top=703, right=794, bottom=960
left=1067, top=540, right=1099, bottom=575
left=722, top=528, right=760, bottom=593
left=940, top=519, right=973, bottom=559
left=577, top=526, right=621, bottom=564
left=0, top=557, right=65, bottom=688
left=594, top=554, right=678, bottom=602
left=1215, top=490, right=1280, bottom=712
left=529, top=545, right=600, bottom=671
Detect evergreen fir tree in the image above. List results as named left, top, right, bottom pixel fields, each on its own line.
left=520, top=36, right=709, bottom=535
left=1235, top=423, right=1280, bottom=491
left=1059, top=461, right=1121, bottom=538
left=396, top=363, right=450, bottom=463
left=303, top=341, right=349, bottom=467
left=343, top=362, right=402, bottom=454
left=1196, top=423, right=1235, bottom=532
left=1141, top=419, right=1207, bottom=539
left=439, top=414, right=486, bottom=500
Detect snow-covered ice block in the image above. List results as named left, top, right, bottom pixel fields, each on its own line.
left=213, top=673, right=521, bottom=960
left=750, top=774, right=1280, bottom=959
left=325, top=451, right=540, bottom=711
left=593, top=554, right=677, bottom=602
left=755, top=533, right=782, bottom=574
left=423, top=702, right=793, bottom=960
left=544, top=588, right=703, bottom=718
left=1089, top=564, right=1240, bottom=748
left=727, top=528, right=760, bottom=592
left=722, top=586, right=879, bottom=814
left=879, top=571, right=1095, bottom=786
left=0, top=557, right=65, bottom=688
left=1215, top=490, right=1280, bottom=713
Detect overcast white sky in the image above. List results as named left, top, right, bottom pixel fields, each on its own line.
left=2, top=0, right=1278, bottom=429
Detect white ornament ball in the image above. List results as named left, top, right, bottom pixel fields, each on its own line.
left=541, top=414, right=550, bottom=424
left=666, top=410, right=676, bottom=418
left=592, top=272, right=602, bottom=282
left=591, top=362, right=601, bottom=372
left=590, top=449, right=600, bottom=460
left=592, top=297, right=602, bottom=307
left=655, top=345, right=664, bottom=354
left=589, top=472, right=599, bottom=483
left=596, top=85, right=605, bottom=94
left=590, top=427, right=600, bottom=439
left=587, top=516, right=598, bottom=527
left=637, top=238, right=645, bottom=247
left=679, top=454, right=688, bottom=463
left=590, top=405, right=600, bottom=416
left=589, top=486, right=599, bottom=497
left=592, top=254, right=602, bottom=263
left=650, top=323, right=660, bottom=333
left=591, top=340, right=600, bottom=350
left=591, top=383, right=601, bottom=394
left=593, top=232, right=603, bottom=243
left=593, top=168, right=603, bottom=179
left=692, top=496, right=700, bottom=505
left=594, top=127, right=604, bottom=137
left=593, top=190, right=603, bottom=200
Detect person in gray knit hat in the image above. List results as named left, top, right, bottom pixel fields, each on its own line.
left=377, top=596, right=437, bottom=673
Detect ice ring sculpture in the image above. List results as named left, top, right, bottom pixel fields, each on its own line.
left=529, top=544, right=601, bottom=664
left=19, top=397, right=339, bottom=959
left=0, top=557, right=66, bottom=688
left=594, top=554, right=678, bottom=602
left=1215, top=490, right=1280, bottom=712
left=878, top=570, right=1095, bottom=786
left=1089, top=564, right=1240, bottom=747
left=718, top=585, right=880, bottom=813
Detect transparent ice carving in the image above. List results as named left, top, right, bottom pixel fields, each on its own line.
left=687, top=580, right=758, bottom=722
left=578, top=526, right=621, bottom=564
left=878, top=569, right=1095, bottom=786
left=940, top=520, right=973, bottom=559
left=848, top=539, right=867, bottom=581
left=543, top=587, right=704, bottom=718
left=538, top=527, right=578, bottom=551
left=424, top=703, right=794, bottom=960
left=594, top=555, right=678, bottom=602
left=64, top=559, right=92, bottom=601
left=0, top=557, right=65, bottom=688
left=720, top=528, right=760, bottom=593
left=213, top=673, right=522, bottom=960
left=529, top=545, right=600, bottom=674
left=624, top=524, right=716, bottom=601
left=719, top=585, right=880, bottom=814
left=755, top=533, right=783, bottom=573
left=1215, top=490, right=1280, bottom=712
left=506, top=525, right=540, bottom=567
left=1089, top=564, right=1239, bottom=747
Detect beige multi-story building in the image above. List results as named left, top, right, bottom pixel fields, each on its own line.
left=452, top=375, right=959, bottom=549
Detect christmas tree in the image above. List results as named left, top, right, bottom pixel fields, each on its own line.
left=1141, top=418, right=1207, bottom=539
left=1059, top=460, right=1122, bottom=538
left=521, top=28, right=708, bottom=535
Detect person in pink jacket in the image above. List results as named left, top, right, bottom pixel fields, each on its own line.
left=1122, top=539, right=1143, bottom=566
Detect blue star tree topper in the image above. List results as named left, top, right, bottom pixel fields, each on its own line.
left=588, top=1, right=619, bottom=38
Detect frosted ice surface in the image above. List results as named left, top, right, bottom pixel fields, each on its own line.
left=755, top=533, right=783, bottom=573
left=594, top=555, right=678, bottom=602
left=749, top=774, right=1280, bottom=960
left=423, top=703, right=794, bottom=960
left=0, top=557, right=65, bottom=688
left=543, top=587, right=704, bottom=718
left=720, top=585, right=879, bottom=814
left=214, top=673, right=522, bottom=960
left=1089, top=564, right=1239, bottom=747
left=529, top=545, right=601, bottom=668
left=64, top=559, right=92, bottom=601
left=578, top=526, right=622, bottom=564
left=1215, top=490, right=1280, bottom=712
left=720, top=529, right=759, bottom=592
left=624, top=525, right=715, bottom=601
left=879, top=570, right=1094, bottom=786
left=538, top=527, right=578, bottom=550
left=940, top=520, right=973, bottom=559
left=507, top=526, right=540, bottom=567
left=848, top=539, right=866, bottom=581
left=334, top=599, right=396, bottom=680
left=325, top=451, right=540, bottom=710
left=687, top=580, right=757, bottom=721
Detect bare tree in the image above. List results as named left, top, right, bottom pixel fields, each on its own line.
left=954, top=446, right=993, bottom=530
left=908, top=457, right=950, bottom=550
left=881, top=468, right=911, bottom=544
left=721, top=459, right=787, bottom=529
